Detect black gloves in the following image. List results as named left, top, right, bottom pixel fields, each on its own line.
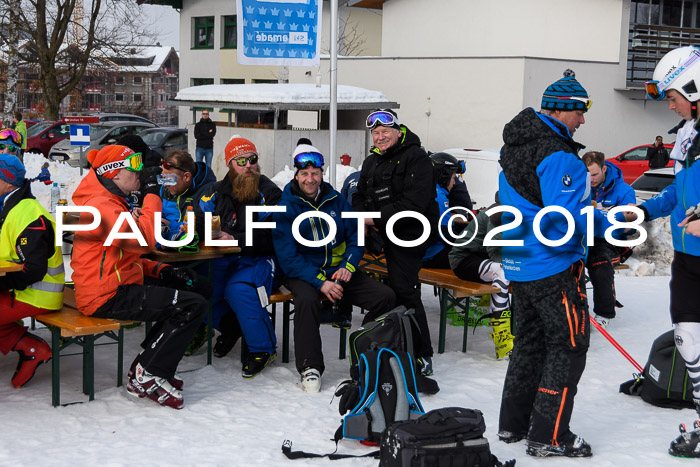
left=159, top=266, right=213, bottom=299
left=141, top=166, right=162, bottom=197
left=335, top=379, right=361, bottom=415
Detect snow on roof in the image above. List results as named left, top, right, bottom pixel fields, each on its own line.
left=174, top=83, right=390, bottom=105
left=118, top=45, right=177, bottom=73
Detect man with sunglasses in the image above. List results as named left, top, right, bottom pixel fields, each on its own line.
left=272, top=144, right=396, bottom=393
left=71, top=145, right=209, bottom=409
left=352, top=109, right=440, bottom=378
left=195, top=136, right=282, bottom=378
left=497, top=70, right=614, bottom=458
left=194, top=109, right=216, bottom=168
left=0, top=148, right=63, bottom=389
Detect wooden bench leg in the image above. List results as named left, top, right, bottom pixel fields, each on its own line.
left=438, top=288, right=448, bottom=354
left=282, top=301, right=291, bottom=364
left=338, top=328, right=347, bottom=360
left=50, top=326, right=61, bottom=407
left=117, top=328, right=124, bottom=387
left=206, top=300, right=213, bottom=366
left=82, top=334, right=95, bottom=401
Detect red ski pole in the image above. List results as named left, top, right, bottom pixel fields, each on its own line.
left=589, top=315, right=644, bottom=373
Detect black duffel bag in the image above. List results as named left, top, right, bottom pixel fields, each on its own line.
left=379, top=407, right=515, bottom=467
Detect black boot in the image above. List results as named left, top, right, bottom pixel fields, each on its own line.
left=214, top=312, right=242, bottom=358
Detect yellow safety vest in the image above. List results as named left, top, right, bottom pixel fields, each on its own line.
left=0, top=198, right=64, bottom=310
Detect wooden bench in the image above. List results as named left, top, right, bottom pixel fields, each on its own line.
left=360, top=254, right=500, bottom=354
left=268, top=286, right=347, bottom=364
left=35, top=287, right=138, bottom=407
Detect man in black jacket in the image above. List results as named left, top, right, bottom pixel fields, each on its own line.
left=194, top=109, right=216, bottom=168
left=646, top=135, right=670, bottom=169
left=352, top=109, right=439, bottom=375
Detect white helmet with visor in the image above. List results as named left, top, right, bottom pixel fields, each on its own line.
left=647, top=46, right=700, bottom=102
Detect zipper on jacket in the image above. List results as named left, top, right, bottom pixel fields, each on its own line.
left=99, top=250, right=106, bottom=280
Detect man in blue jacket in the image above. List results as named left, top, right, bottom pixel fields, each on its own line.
left=272, top=144, right=395, bottom=393
left=497, top=70, right=615, bottom=458
left=582, top=151, right=636, bottom=327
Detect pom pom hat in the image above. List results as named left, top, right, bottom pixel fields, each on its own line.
left=541, top=69, right=591, bottom=112
left=225, top=135, right=258, bottom=166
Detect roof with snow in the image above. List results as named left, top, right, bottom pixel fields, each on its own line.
left=111, top=46, right=178, bottom=73
left=171, top=83, right=398, bottom=111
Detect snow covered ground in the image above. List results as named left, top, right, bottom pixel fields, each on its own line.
left=0, top=154, right=692, bottom=465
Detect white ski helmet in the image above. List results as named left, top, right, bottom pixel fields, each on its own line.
left=651, top=46, right=700, bottom=102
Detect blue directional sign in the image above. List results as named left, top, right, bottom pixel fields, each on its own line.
left=70, top=125, right=91, bottom=146
left=236, top=0, right=322, bottom=66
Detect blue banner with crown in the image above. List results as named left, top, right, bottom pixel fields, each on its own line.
left=236, top=0, right=323, bottom=66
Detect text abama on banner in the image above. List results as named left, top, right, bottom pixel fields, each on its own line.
left=236, top=0, right=323, bottom=66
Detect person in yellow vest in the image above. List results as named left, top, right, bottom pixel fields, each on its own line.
left=0, top=134, right=64, bottom=388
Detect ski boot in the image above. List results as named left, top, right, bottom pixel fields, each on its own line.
left=489, top=310, right=514, bottom=360
left=12, top=332, right=52, bottom=388
left=669, top=420, right=700, bottom=458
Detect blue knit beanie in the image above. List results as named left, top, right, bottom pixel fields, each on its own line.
left=541, top=69, right=590, bottom=111
left=0, top=153, right=26, bottom=186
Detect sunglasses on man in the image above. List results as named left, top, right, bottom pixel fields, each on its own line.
left=232, top=154, right=258, bottom=167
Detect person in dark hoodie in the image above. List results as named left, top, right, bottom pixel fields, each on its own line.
left=272, top=144, right=395, bottom=393
left=352, top=109, right=439, bottom=376
left=582, top=151, right=635, bottom=327
left=497, top=70, right=616, bottom=458
left=194, top=109, right=216, bottom=168
left=196, top=136, right=282, bottom=378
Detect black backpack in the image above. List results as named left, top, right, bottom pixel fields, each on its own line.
left=339, top=348, right=425, bottom=444
left=380, top=407, right=515, bottom=467
left=349, top=306, right=416, bottom=373
left=620, top=329, right=695, bottom=409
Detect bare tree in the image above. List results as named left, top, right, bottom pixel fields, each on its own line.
left=0, top=0, right=158, bottom=120
left=322, top=15, right=368, bottom=57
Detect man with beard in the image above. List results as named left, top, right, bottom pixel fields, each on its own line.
left=196, top=136, right=282, bottom=378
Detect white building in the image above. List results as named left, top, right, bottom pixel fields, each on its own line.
left=144, top=0, right=693, bottom=161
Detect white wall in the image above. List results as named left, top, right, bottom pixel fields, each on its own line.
left=381, top=0, right=624, bottom=62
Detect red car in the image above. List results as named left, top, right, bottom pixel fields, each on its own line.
left=26, top=120, right=71, bottom=157
left=606, top=144, right=674, bottom=185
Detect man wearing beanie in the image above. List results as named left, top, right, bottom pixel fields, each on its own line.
left=352, top=109, right=440, bottom=379
left=71, top=144, right=208, bottom=409
left=0, top=143, right=63, bottom=388
left=497, top=70, right=615, bottom=457
left=195, top=135, right=281, bottom=378
left=272, top=144, right=395, bottom=392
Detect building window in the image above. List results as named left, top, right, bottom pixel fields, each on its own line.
left=133, top=94, right=143, bottom=102
left=116, top=76, right=124, bottom=85
left=192, top=78, right=214, bottom=87
left=221, top=78, right=245, bottom=84
left=193, top=16, right=215, bottom=49
left=223, top=15, right=237, bottom=49
left=115, top=94, right=124, bottom=102
left=133, top=76, right=142, bottom=85
left=628, top=0, right=700, bottom=85
left=253, top=79, right=277, bottom=84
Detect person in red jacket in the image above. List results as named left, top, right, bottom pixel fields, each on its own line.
left=71, top=145, right=209, bottom=409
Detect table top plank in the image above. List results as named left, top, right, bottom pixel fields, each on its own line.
left=148, top=245, right=242, bottom=262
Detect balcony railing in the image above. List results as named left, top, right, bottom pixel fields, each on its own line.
left=628, top=24, right=700, bottom=86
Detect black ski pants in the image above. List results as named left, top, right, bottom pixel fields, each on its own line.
left=286, top=272, right=395, bottom=374
left=585, top=243, right=620, bottom=319
left=384, top=241, right=434, bottom=358
left=499, top=260, right=590, bottom=445
left=93, top=284, right=208, bottom=379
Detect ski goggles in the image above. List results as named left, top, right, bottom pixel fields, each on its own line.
left=453, top=160, right=467, bottom=174
left=542, top=95, right=593, bottom=110
left=293, top=151, right=324, bottom=170
left=366, top=110, right=400, bottom=129
left=0, top=143, right=20, bottom=154
left=0, top=129, right=23, bottom=147
left=95, top=152, right=143, bottom=176
left=232, top=154, right=258, bottom=167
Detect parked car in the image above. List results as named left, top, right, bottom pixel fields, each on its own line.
left=62, top=112, right=157, bottom=126
left=630, top=167, right=675, bottom=202
left=49, top=121, right=156, bottom=167
left=606, top=144, right=674, bottom=185
left=140, top=127, right=188, bottom=160
left=26, top=121, right=71, bottom=157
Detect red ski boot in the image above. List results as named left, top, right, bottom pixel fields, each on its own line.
left=12, top=332, right=51, bottom=388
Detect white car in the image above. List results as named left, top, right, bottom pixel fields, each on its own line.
left=630, top=167, right=675, bottom=202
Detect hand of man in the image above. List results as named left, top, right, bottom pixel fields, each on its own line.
left=160, top=266, right=213, bottom=299
left=320, top=280, right=344, bottom=303
left=141, top=166, right=162, bottom=197
left=332, top=267, right=352, bottom=283
left=679, top=216, right=700, bottom=237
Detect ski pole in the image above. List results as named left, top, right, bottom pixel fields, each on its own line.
left=589, top=315, right=644, bottom=373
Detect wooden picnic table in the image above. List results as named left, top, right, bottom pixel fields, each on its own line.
left=0, top=260, right=23, bottom=276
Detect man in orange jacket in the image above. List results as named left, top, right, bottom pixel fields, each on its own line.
left=71, top=145, right=209, bottom=409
